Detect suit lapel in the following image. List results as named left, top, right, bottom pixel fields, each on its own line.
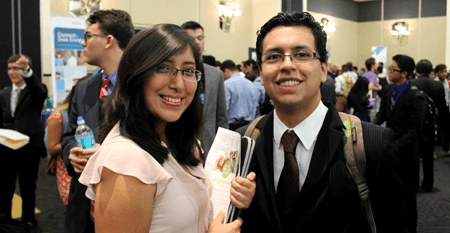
left=15, top=86, right=29, bottom=112
left=253, top=112, right=282, bottom=227
left=4, top=87, right=12, bottom=118
left=203, top=63, right=213, bottom=112
left=389, top=84, right=411, bottom=118
left=296, top=105, right=344, bottom=202
left=386, top=85, right=394, bottom=117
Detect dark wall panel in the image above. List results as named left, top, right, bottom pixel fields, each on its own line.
left=384, top=0, right=419, bottom=20
left=421, top=0, right=446, bottom=17
left=0, top=1, right=15, bottom=89
left=21, top=0, right=42, bottom=81
left=358, top=1, right=382, bottom=22
left=282, top=0, right=303, bottom=13
left=308, top=0, right=359, bottom=22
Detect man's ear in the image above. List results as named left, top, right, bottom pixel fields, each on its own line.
left=105, top=35, right=116, bottom=49
left=321, top=62, right=328, bottom=83
left=259, top=66, right=264, bottom=86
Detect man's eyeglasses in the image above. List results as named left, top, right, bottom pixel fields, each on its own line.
left=262, top=51, right=321, bottom=66
left=7, top=67, right=22, bottom=72
left=84, top=32, right=119, bottom=45
left=154, top=65, right=202, bottom=82
left=388, top=67, right=401, bottom=73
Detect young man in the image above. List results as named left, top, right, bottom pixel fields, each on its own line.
left=362, top=58, right=383, bottom=121
left=181, top=21, right=229, bottom=158
left=435, top=64, right=450, bottom=157
left=239, top=12, right=415, bottom=232
left=409, top=59, right=447, bottom=192
left=221, top=60, right=259, bottom=130
left=374, top=54, right=427, bottom=227
left=0, top=54, right=47, bottom=226
left=60, top=9, right=134, bottom=233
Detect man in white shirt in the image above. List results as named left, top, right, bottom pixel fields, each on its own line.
left=239, top=11, right=415, bottom=232
left=65, top=51, right=78, bottom=67
left=0, top=54, right=48, bottom=226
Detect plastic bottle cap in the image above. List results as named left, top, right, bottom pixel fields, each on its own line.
left=77, top=116, right=85, bottom=124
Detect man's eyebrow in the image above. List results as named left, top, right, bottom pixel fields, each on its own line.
left=264, top=45, right=313, bottom=53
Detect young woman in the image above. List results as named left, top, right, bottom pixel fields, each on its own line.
left=79, top=24, right=255, bottom=233
left=347, top=76, right=375, bottom=122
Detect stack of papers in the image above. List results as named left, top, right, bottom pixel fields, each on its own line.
left=0, top=129, right=30, bottom=150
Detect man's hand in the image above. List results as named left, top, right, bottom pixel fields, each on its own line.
left=230, top=172, right=256, bottom=209
left=16, top=54, right=29, bottom=71
left=69, top=144, right=100, bottom=173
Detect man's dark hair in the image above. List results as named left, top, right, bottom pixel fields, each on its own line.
left=221, top=60, right=237, bottom=72
left=416, top=59, right=433, bottom=76
left=435, top=64, right=447, bottom=73
left=392, top=54, right=415, bottom=77
left=341, top=64, right=349, bottom=73
left=203, top=55, right=216, bottom=67
left=378, top=62, right=384, bottom=67
left=244, top=59, right=257, bottom=68
left=346, top=62, right=353, bottom=71
left=215, top=60, right=221, bottom=67
left=377, top=66, right=383, bottom=74
left=181, top=21, right=204, bottom=31
left=365, top=58, right=376, bottom=71
left=96, top=24, right=203, bottom=167
left=87, top=9, right=134, bottom=50
left=256, top=12, right=327, bottom=66
left=7, top=54, right=32, bottom=68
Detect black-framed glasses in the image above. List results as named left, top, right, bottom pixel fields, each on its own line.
left=388, top=67, right=401, bottom=73
left=84, top=32, right=119, bottom=45
left=154, top=64, right=202, bottom=82
left=262, top=51, right=321, bottom=66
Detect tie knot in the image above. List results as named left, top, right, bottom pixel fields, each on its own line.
left=281, top=130, right=298, bottom=154
left=102, top=78, right=111, bottom=87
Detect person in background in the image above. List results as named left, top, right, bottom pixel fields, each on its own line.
left=60, top=9, right=135, bottom=233
left=182, top=21, right=229, bottom=159
left=79, top=24, right=256, bottom=233
left=56, top=51, right=65, bottom=67
left=0, top=54, right=48, bottom=226
left=435, top=64, right=450, bottom=158
left=347, top=76, right=374, bottom=122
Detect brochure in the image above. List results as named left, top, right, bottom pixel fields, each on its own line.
left=0, top=129, right=30, bottom=150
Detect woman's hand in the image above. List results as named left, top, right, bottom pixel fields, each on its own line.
left=230, top=172, right=256, bottom=209
left=207, top=210, right=242, bottom=233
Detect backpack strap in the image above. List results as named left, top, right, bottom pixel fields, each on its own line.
left=338, top=112, right=376, bottom=233
left=244, top=115, right=266, bottom=141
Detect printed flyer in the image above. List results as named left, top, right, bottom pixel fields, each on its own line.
left=204, top=127, right=241, bottom=220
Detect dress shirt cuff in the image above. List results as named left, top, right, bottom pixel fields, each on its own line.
left=22, top=66, right=33, bottom=78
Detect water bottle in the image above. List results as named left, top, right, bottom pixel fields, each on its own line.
left=74, top=116, right=96, bottom=149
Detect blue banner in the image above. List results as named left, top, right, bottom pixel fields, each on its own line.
left=54, top=27, right=84, bottom=50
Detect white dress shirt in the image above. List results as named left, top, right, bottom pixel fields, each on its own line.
left=10, top=67, right=32, bottom=117
left=273, top=101, right=328, bottom=192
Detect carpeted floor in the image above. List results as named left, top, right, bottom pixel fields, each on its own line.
left=9, top=146, right=450, bottom=233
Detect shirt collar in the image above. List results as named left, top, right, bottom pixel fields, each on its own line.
left=102, top=71, right=117, bottom=86
left=394, top=80, right=409, bottom=93
left=274, top=101, right=328, bottom=151
left=12, top=83, right=26, bottom=91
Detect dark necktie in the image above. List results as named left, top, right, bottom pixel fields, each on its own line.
left=99, top=78, right=110, bottom=98
left=277, top=130, right=300, bottom=217
left=390, top=88, right=398, bottom=110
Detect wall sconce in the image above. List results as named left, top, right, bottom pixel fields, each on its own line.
left=390, top=22, right=410, bottom=43
left=320, top=18, right=336, bottom=36
left=218, top=0, right=242, bottom=32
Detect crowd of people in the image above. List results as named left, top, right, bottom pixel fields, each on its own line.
left=0, top=9, right=448, bottom=233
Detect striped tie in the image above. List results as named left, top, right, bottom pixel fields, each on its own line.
left=390, top=88, right=398, bottom=110
left=99, top=78, right=110, bottom=98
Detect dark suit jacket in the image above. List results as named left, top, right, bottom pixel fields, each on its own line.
left=0, top=73, right=47, bottom=157
left=320, top=75, right=337, bottom=105
left=239, top=103, right=415, bottom=232
left=410, top=75, right=449, bottom=135
left=374, top=83, right=426, bottom=165
left=60, top=73, right=102, bottom=233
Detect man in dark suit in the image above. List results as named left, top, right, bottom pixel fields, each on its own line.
left=181, top=21, right=229, bottom=159
left=239, top=12, right=415, bottom=232
left=320, top=74, right=336, bottom=105
left=60, top=10, right=134, bottom=233
left=0, top=54, right=48, bottom=226
left=374, top=54, right=427, bottom=228
left=409, top=59, right=448, bottom=192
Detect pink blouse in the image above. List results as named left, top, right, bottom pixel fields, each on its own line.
left=79, top=124, right=214, bottom=232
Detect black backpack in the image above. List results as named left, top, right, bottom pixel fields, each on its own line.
left=416, top=88, right=439, bottom=143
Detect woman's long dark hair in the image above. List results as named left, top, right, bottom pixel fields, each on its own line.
left=96, top=24, right=203, bottom=166
left=347, top=76, right=370, bottom=110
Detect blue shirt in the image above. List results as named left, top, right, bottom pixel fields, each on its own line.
left=102, top=71, right=117, bottom=95
left=55, top=58, right=64, bottom=67
left=391, top=80, right=409, bottom=102
left=253, top=76, right=266, bottom=105
left=225, top=73, right=259, bottom=124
